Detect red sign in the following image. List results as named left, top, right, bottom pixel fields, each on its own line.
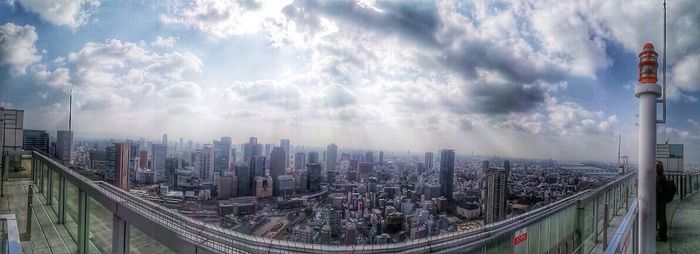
left=514, top=233, right=528, bottom=245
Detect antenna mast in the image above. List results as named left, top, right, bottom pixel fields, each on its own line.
left=69, top=89, right=72, bottom=132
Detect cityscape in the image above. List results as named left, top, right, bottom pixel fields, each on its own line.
left=1, top=0, right=700, bottom=253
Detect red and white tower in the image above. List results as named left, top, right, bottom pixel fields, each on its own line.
left=636, top=42, right=661, bottom=253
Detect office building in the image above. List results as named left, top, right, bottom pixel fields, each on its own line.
left=255, top=176, right=272, bottom=198
left=326, top=143, right=337, bottom=171
left=139, top=150, right=148, bottom=168
left=277, top=175, right=294, bottom=197
left=269, top=147, right=286, bottom=196
left=56, top=130, right=73, bottom=163
left=378, top=151, right=384, bottom=165
left=425, top=152, right=434, bottom=171
left=307, top=151, right=320, bottom=164
left=193, top=144, right=215, bottom=183
left=236, top=166, right=251, bottom=197
left=249, top=155, right=266, bottom=178
left=439, top=149, right=454, bottom=200
left=162, top=133, right=168, bottom=145
left=294, top=152, right=305, bottom=170
left=213, top=138, right=231, bottom=174
left=22, top=130, right=49, bottom=153
left=307, top=163, right=321, bottom=193
left=365, top=151, right=374, bottom=163
left=280, top=138, right=290, bottom=167
left=243, top=137, right=259, bottom=164
left=358, top=162, right=373, bottom=182
left=485, top=168, right=508, bottom=224
left=114, top=143, right=130, bottom=190
left=151, top=144, right=167, bottom=182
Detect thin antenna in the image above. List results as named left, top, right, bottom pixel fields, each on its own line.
left=69, top=89, right=72, bottom=132
left=661, top=0, right=667, bottom=123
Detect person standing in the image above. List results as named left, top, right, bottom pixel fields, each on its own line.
left=656, top=160, right=676, bottom=242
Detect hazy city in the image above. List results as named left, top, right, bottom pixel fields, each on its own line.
left=1, top=0, right=700, bottom=254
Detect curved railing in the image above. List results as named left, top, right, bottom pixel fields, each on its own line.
left=31, top=151, right=636, bottom=253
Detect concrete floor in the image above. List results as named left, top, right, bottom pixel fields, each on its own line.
left=662, top=193, right=700, bottom=254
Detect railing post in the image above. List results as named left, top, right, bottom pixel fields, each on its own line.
left=23, top=185, right=33, bottom=241
left=112, top=216, right=130, bottom=254
left=46, top=167, right=52, bottom=206
left=603, top=202, right=609, bottom=249
left=78, top=190, right=89, bottom=254
left=58, top=177, right=65, bottom=224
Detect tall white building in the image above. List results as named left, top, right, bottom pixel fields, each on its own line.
left=151, top=144, right=167, bottom=182
left=197, top=145, right=215, bottom=182
left=326, top=143, right=337, bottom=171
left=56, top=130, right=73, bottom=164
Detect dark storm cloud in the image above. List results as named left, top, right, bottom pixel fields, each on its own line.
left=281, top=0, right=566, bottom=114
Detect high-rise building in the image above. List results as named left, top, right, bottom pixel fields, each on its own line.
left=294, top=152, right=305, bottom=170
left=162, top=133, right=168, bottom=145
left=217, top=174, right=237, bottom=199
left=22, top=130, right=49, bottom=153
left=482, top=160, right=490, bottom=175
left=255, top=176, right=273, bottom=198
left=277, top=175, right=294, bottom=197
left=378, top=151, right=384, bottom=165
left=197, top=145, right=215, bottom=182
left=243, top=137, right=259, bottom=164
left=250, top=155, right=266, bottom=177
left=485, top=168, right=508, bottom=224
left=280, top=139, right=291, bottom=168
left=114, top=143, right=130, bottom=190
left=56, top=130, right=73, bottom=163
left=365, top=151, right=374, bottom=163
left=326, top=143, right=337, bottom=171
left=439, top=149, right=455, bottom=201
left=213, top=138, right=231, bottom=174
left=151, top=144, right=167, bottom=182
left=307, top=163, right=322, bottom=193
left=358, top=162, right=373, bottom=182
left=139, top=150, right=148, bottom=169
left=307, top=151, right=320, bottom=164
left=504, top=160, right=511, bottom=177
left=269, top=147, right=286, bottom=196
left=424, top=152, right=434, bottom=171
left=236, top=166, right=251, bottom=197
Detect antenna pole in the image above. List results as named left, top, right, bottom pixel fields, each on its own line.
left=661, top=0, right=667, bottom=124
left=69, top=89, right=72, bottom=132
left=618, top=134, right=621, bottom=165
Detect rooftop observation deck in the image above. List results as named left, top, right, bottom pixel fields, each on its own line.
left=0, top=151, right=694, bottom=254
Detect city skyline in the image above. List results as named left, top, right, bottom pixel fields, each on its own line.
left=2, top=0, right=700, bottom=163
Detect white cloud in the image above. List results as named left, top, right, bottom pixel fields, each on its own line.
left=0, top=23, right=41, bottom=75
left=10, top=0, right=100, bottom=28
left=161, top=0, right=290, bottom=37
left=546, top=98, right=618, bottom=136
left=64, top=39, right=203, bottom=111
left=32, top=65, right=72, bottom=90
left=150, top=36, right=177, bottom=48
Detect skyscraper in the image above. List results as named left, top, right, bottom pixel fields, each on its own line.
left=269, top=147, right=286, bottom=196
left=280, top=138, right=290, bottom=167
left=503, top=160, right=511, bottom=178
left=306, top=163, right=321, bottom=193
left=307, top=151, right=320, bottom=164
left=378, top=151, right=384, bottom=165
left=236, top=166, right=251, bottom=197
left=424, top=152, right=434, bottom=171
left=213, top=138, right=231, bottom=174
left=56, top=130, right=73, bottom=163
left=139, top=150, right=148, bottom=169
left=198, top=145, right=215, bottom=182
left=243, top=137, right=259, bottom=164
left=485, top=168, right=508, bottom=224
left=151, top=144, right=167, bottom=182
left=294, top=152, right=305, bottom=170
left=365, top=151, right=374, bottom=163
left=162, top=133, right=168, bottom=145
left=439, top=149, right=455, bottom=201
left=482, top=160, right=490, bottom=175
left=326, top=143, right=337, bottom=171
left=114, top=143, right=130, bottom=190
left=250, top=155, right=266, bottom=177
left=22, top=130, right=49, bottom=153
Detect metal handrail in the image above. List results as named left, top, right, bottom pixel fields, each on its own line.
left=604, top=198, right=639, bottom=254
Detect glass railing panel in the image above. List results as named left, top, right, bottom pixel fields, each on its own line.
left=129, top=225, right=176, bottom=254
left=88, top=196, right=113, bottom=253
left=51, top=170, right=59, bottom=212
left=65, top=180, right=79, bottom=242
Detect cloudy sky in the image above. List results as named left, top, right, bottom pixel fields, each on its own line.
left=1, top=0, right=699, bottom=162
